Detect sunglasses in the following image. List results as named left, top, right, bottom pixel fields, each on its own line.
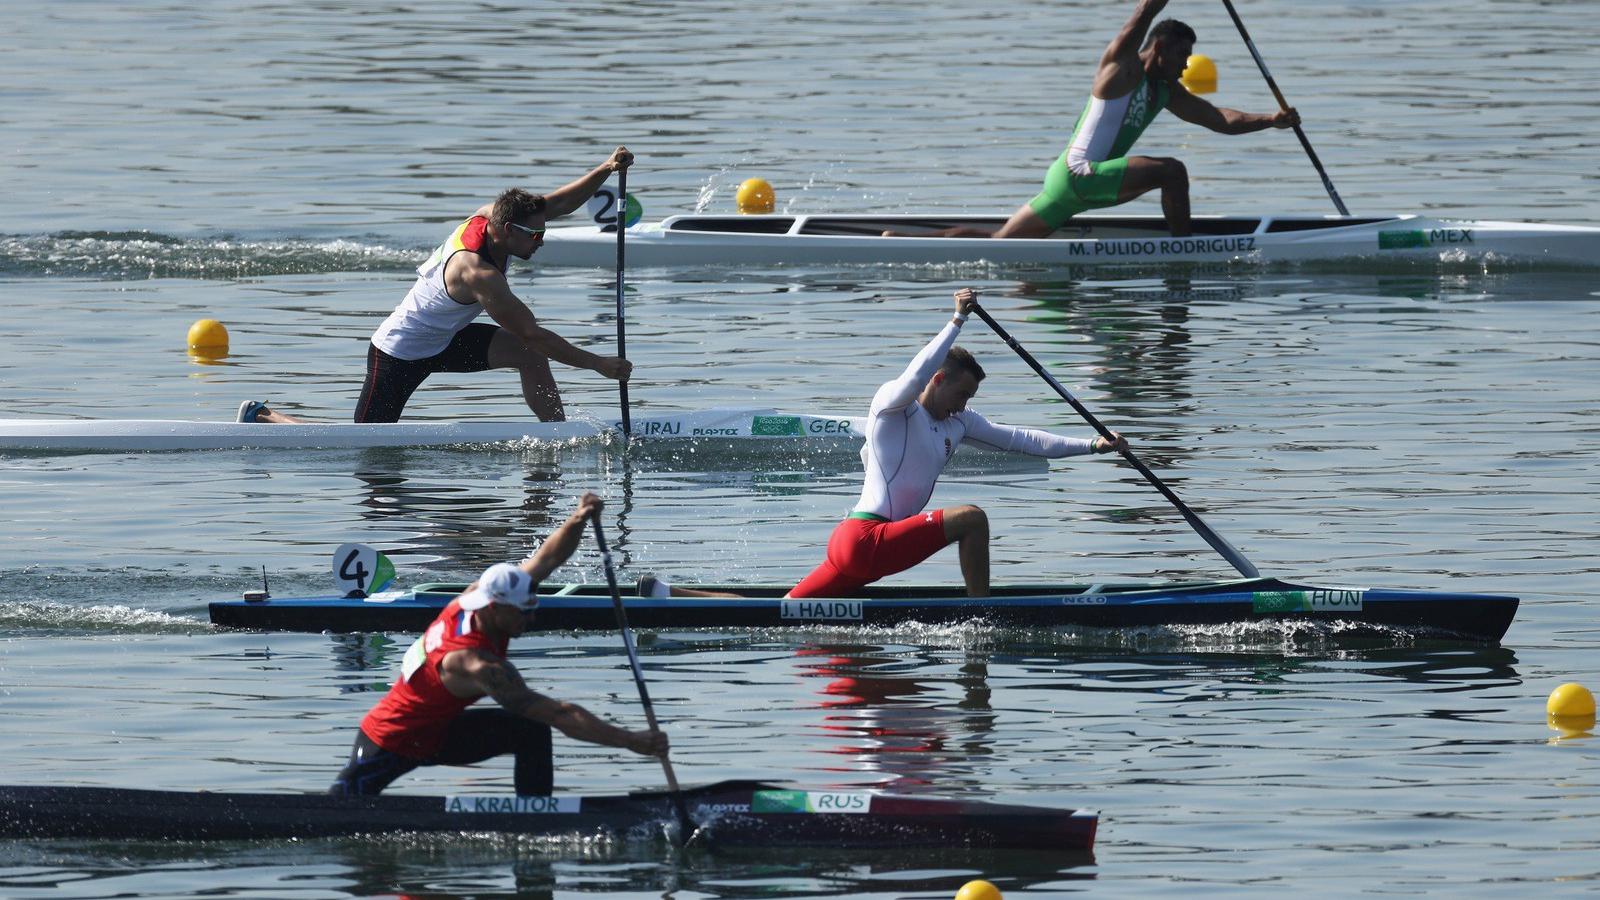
left=507, top=222, right=546, bottom=239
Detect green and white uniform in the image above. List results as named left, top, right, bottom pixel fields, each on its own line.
left=1028, top=76, right=1171, bottom=228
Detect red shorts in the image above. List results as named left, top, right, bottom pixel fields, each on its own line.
left=789, top=510, right=951, bottom=598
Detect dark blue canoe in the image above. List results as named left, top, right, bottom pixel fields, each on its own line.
left=209, top=577, right=1518, bottom=642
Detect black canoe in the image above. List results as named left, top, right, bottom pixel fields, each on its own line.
left=208, top=577, right=1519, bottom=642
left=0, top=779, right=1096, bottom=849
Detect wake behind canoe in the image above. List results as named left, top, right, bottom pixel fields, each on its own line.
left=209, top=577, right=1519, bottom=642
left=0, top=779, right=1097, bottom=849
left=537, top=213, right=1600, bottom=268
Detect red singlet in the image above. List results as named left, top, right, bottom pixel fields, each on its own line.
left=360, top=599, right=509, bottom=759
left=788, top=509, right=950, bottom=598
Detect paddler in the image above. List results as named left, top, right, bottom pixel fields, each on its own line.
left=329, top=492, right=668, bottom=796
left=891, top=0, right=1298, bottom=239
left=239, top=148, right=634, bottom=426
left=643, top=290, right=1126, bottom=601
left=783, top=288, right=1125, bottom=598
left=635, top=290, right=1125, bottom=602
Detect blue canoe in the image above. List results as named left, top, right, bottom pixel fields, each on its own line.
left=209, top=577, right=1518, bottom=642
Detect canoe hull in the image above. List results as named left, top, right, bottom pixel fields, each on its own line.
left=0, top=780, right=1097, bottom=849
left=209, top=577, right=1519, bottom=642
left=537, top=213, right=1600, bottom=268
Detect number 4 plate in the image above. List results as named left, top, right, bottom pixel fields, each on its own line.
left=333, top=543, right=396, bottom=597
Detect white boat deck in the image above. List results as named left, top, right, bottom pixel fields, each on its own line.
left=0, top=408, right=866, bottom=451
left=537, top=212, right=1600, bottom=268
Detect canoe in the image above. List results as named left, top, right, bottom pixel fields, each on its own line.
left=0, top=779, right=1096, bottom=849
left=209, top=577, right=1519, bottom=642
left=0, top=408, right=864, bottom=452
left=536, top=213, right=1600, bottom=268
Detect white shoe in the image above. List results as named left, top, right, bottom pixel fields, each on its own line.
left=636, top=574, right=673, bottom=598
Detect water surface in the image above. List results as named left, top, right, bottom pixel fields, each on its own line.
left=4, top=1, right=1600, bottom=896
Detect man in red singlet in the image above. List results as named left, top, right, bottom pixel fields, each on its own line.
left=330, top=493, right=667, bottom=796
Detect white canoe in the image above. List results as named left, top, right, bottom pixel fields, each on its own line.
left=0, top=408, right=865, bottom=452
left=537, top=213, right=1600, bottom=268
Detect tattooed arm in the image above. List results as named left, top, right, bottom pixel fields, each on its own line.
left=441, top=648, right=668, bottom=756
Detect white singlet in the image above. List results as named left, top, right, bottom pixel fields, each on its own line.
left=370, top=217, right=500, bottom=361
left=853, top=319, right=1097, bottom=521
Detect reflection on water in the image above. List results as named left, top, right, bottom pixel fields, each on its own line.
left=1020, top=275, right=1207, bottom=414
left=0, top=838, right=1094, bottom=899
left=349, top=446, right=569, bottom=571
left=797, top=643, right=998, bottom=794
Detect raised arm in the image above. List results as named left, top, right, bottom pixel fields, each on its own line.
left=541, top=147, right=634, bottom=219
left=1166, top=84, right=1300, bottom=134
left=518, top=493, right=604, bottom=583
left=1094, top=0, right=1170, bottom=96
left=871, top=289, right=976, bottom=414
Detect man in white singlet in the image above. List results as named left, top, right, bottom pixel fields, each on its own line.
left=786, top=288, right=1128, bottom=598
left=240, top=148, right=634, bottom=425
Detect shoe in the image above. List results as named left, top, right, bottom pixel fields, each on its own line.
left=237, top=400, right=268, bottom=423
left=636, top=574, right=673, bottom=599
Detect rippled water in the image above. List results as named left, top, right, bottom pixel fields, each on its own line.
left=4, top=1, right=1600, bottom=897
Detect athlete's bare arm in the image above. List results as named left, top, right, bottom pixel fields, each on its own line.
left=467, top=148, right=633, bottom=222
left=1166, top=85, right=1299, bottom=134
left=442, top=649, right=668, bottom=756
left=1095, top=0, right=1169, bottom=98
left=517, top=493, right=603, bottom=583
left=541, top=147, right=633, bottom=219
left=454, top=256, right=631, bottom=380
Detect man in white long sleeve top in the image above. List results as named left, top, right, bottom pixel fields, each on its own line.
left=788, top=288, right=1126, bottom=598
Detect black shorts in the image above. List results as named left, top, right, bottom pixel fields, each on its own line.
left=354, top=323, right=499, bottom=423
left=329, top=708, right=554, bottom=796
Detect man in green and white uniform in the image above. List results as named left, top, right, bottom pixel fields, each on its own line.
left=991, top=0, right=1299, bottom=238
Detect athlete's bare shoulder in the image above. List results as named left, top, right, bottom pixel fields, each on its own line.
left=444, top=247, right=507, bottom=305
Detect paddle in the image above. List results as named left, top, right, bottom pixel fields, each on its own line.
left=588, top=509, right=695, bottom=843
left=1218, top=0, right=1350, bottom=217
left=614, top=168, right=633, bottom=436
left=970, top=303, right=1260, bottom=579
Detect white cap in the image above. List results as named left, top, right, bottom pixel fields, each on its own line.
left=458, top=563, right=537, bottom=611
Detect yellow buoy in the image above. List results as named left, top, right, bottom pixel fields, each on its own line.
left=736, top=177, right=776, bottom=214
left=1547, top=683, right=1595, bottom=739
left=1548, top=683, right=1596, bottom=718
left=955, top=880, right=1002, bottom=900
left=187, top=318, right=229, bottom=351
left=1181, top=53, right=1218, bottom=95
